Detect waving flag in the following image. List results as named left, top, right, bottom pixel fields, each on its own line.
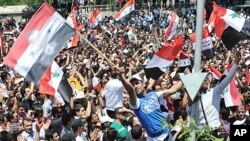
left=39, top=61, right=73, bottom=103
left=89, top=8, right=101, bottom=27
left=224, top=77, right=242, bottom=107
left=114, top=0, right=135, bottom=21
left=209, top=65, right=222, bottom=80
left=223, top=65, right=242, bottom=107
left=66, top=5, right=81, bottom=49
left=178, top=52, right=191, bottom=72
left=144, top=35, right=184, bottom=80
left=165, top=11, right=180, bottom=41
left=209, top=2, right=250, bottom=49
left=189, top=27, right=213, bottom=59
left=4, top=3, right=75, bottom=84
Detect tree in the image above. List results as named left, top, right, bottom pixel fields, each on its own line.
left=0, top=0, right=51, bottom=6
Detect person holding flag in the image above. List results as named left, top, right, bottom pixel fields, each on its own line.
left=182, top=52, right=241, bottom=131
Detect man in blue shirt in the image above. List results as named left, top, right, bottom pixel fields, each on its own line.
left=114, top=69, right=183, bottom=141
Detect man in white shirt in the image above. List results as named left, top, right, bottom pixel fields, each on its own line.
left=102, top=73, right=124, bottom=119
left=187, top=52, right=240, bottom=128
left=19, top=118, right=39, bottom=141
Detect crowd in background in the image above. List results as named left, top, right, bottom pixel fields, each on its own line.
left=0, top=0, right=250, bottom=141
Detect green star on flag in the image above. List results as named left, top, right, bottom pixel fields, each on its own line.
left=52, top=70, right=60, bottom=78
left=230, top=12, right=241, bottom=19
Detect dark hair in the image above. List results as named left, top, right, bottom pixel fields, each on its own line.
left=128, top=115, right=135, bottom=127
left=220, top=108, right=230, bottom=120
left=0, top=113, right=5, bottom=123
left=107, top=128, right=117, bottom=141
left=32, top=101, right=43, bottom=118
left=45, top=129, right=56, bottom=140
left=131, top=125, right=142, bottom=140
left=73, top=104, right=83, bottom=115
left=0, top=131, right=14, bottom=141
left=61, top=111, right=72, bottom=126
left=114, top=107, right=123, bottom=114
left=0, top=72, right=10, bottom=83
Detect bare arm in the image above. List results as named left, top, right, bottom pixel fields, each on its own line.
left=214, top=52, right=240, bottom=94
left=146, top=79, right=155, bottom=91
left=161, top=81, right=183, bottom=97
left=116, top=68, right=137, bottom=106
left=181, top=90, right=189, bottom=109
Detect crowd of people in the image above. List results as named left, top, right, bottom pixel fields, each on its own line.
left=0, top=0, right=250, bottom=141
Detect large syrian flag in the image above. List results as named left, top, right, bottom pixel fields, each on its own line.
left=223, top=77, right=242, bottom=107
left=114, top=0, right=135, bottom=21
left=66, top=5, right=81, bottom=49
left=4, top=3, right=75, bottom=84
left=144, top=35, right=184, bottom=80
left=39, top=61, right=73, bottom=104
left=165, top=11, right=180, bottom=41
left=221, top=65, right=242, bottom=107
left=189, top=27, right=214, bottom=59
left=209, top=2, right=250, bottom=49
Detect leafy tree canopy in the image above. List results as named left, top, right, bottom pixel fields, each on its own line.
left=0, top=0, right=52, bottom=6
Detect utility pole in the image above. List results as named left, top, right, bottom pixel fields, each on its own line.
left=179, top=0, right=206, bottom=140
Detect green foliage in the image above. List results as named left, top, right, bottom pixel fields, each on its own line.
left=178, top=118, right=224, bottom=141
left=0, top=0, right=52, bottom=6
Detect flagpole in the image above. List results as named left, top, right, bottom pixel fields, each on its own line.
left=190, top=0, right=206, bottom=141
left=193, top=0, right=205, bottom=72
left=77, top=32, right=116, bottom=67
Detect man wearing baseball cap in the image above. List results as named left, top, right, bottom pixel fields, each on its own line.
left=114, top=68, right=183, bottom=141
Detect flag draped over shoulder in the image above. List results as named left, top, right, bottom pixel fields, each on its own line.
left=144, top=35, right=184, bottom=80
left=189, top=27, right=213, bottom=59
left=114, top=0, right=135, bottom=21
left=39, top=61, right=73, bottom=103
left=89, top=8, right=101, bottom=27
left=209, top=2, right=250, bottom=49
left=66, top=5, right=81, bottom=49
left=4, top=3, right=75, bottom=84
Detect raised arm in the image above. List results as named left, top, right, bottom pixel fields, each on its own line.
left=214, top=52, right=240, bottom=94
left=115, top=67, right=137, bottom=106
left=161, top=81, right=183, bottom=97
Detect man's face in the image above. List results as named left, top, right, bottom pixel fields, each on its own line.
left=201, top=75, right=210, bottom=90
left=117, top=109, right=126, bottom=120
left=241, top=77, right=247, bottom=83
left=52, top=132, right=60, bottom=141
left=160, top=82, right=167, bottom=90
left=237, top=106, right=246, bottom=120
left=131, top=80, right=144, bottom=97
left=77, top=107, right=85, bottom=117
left=77, top=54, right=84, bottom=62
left=23, top=120, right=33, bottom=133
